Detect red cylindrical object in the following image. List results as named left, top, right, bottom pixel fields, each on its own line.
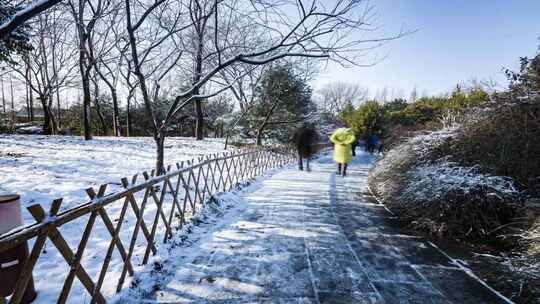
left=0, top=194, right=37, bottom=303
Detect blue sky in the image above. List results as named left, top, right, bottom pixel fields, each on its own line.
left=313, top=0, right=540, bottom=98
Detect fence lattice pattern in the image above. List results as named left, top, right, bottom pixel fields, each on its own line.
left=0, top=146, right=296, bottom=304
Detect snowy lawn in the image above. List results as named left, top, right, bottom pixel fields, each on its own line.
left=0, top=134, right=228, bottom=216
left=0, top=134, right=232, bottom=303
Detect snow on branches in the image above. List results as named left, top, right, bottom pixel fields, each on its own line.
left=0, top=0, right=37, bottom=62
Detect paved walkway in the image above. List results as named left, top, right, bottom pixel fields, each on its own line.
left=145, top=152, right=510, bottom=304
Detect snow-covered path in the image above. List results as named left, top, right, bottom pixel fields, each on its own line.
left=126, top=151, right=510, bottom=304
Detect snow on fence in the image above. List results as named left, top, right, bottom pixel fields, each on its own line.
left=0, top=145, right=296, bottom=304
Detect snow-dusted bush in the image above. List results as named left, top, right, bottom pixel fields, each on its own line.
left=401, top=162, right=519, bottom=204
left=431, top=101, right=540, bottom=195
left=369, top=126, right=526, bottom=241
left=397, top=161, right=524, bottom=239
left=369, top=128, right=458, bottom=203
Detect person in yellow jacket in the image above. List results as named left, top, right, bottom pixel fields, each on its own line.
left=330, top=128, right=356, bottom=176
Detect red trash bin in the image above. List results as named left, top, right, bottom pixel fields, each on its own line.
left=0, top=194, right=37, bottom=303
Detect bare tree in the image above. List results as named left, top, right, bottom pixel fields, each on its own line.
left=9, top=72, right=14, bottom=123
left=215, top=64, right=266, bottom=149
left=119, top=53, right=139, bottom=137
left=91, top=69, right=109, bottom=135
left=123, top=0, right=404, bottom=173
left=11, top=9, right=77, bottom=134
left=319, top=81, right=369, bottom=114
left=68, top=0, right=114, bottom=140
left=188, top=0, right=213, bottom=140
left=92, top=2, right=126, bottom=136
left=409, top=86, right=418, bottom=103
left=24, top=55, right=35, bottom=120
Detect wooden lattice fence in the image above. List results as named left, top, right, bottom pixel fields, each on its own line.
left=0, top=146, right=295, bottom=304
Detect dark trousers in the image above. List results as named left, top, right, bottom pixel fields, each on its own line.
left=337, top=163, right=347, bottom=176
left=298, top=154, right=310, bottom=171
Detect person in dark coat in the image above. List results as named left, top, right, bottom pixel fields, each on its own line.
left=378, top=138, right=385, bottom=154
left=293, top=125, right=317, bottom=171
left=351, top=136, right=359, bottom=156
left=367, top=134, right=380, bottom=154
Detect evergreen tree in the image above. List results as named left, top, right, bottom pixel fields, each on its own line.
left=246, top=66, right=315, bottom=144
left=0, top=0, right=32, bottom=62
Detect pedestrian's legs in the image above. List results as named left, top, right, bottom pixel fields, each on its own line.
left=342, top=163, right=348, bottom=177
left=352, top=145, right=356, bottom=156
left=337, top=163, right=342, bottom=174
left=306, top=158, right=311, bottom=172
left=298, top=153, right=303, bottom=171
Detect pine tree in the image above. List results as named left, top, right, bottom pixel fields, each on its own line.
left=0, top=0, right=32, bottom=62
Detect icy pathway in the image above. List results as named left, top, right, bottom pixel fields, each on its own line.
left=133, top=151, right=510, bottom=304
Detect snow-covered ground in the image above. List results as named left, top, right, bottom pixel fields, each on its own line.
left=117, top=153, right=510, bottom=304
left=0, top=134, right=231, bottom=303
left=0, top=135, right=228, bottom=215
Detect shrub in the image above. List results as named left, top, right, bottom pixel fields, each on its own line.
left=369, top=127, right=526, bottom=244
left=399, top=162, right=524, bottom=241
left=432, top=99, right=540, bottom=193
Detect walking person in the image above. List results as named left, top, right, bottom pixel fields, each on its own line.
left=330, top=128, right=356, bottom=177
left=367, top=134, right=380, bottom=154
left=378, top=138, right=385, bottom=154
left=351, top=136, right=359, bottom=156
left=293, top=124, right=317, bottom=171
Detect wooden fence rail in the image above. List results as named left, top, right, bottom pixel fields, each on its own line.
left=0, top=145, right=296, bottom=304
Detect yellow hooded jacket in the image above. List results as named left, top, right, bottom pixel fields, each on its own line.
left=330, top=128, right=356, bottom=164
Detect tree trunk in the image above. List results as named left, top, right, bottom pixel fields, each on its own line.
left=256, top=127, right=264, bottom=146
left=48, top=104, right=58, bottom=134
left=82, top=73, right=93, bottom=140
left=255, top=100, right=280, bottom=146
left=194, top=99, right=204, bottom=140
left=94, top=98, right=108, bottom=135
left=1, top=77, right=5, bottom=115
left=25, top=78, right=30, bottom=120
left=96, top=65, right=121, bottom=136
left=29, top=85, right=34, bottom=121
left=79, top=46, right=93, bottom=140
left=9, top=74, right=15, bottom=124
left=40, top=95, right=53, bottom=135
left=154, top=132, right=165, bottom=175
left=75, top=1, right=92, bottom=141
left=111, top=89, right=121, bottom=136
left=56, top=86, right=61, bottom=128
left=52, top=37, right=61, bottom=129
left=126, top=96, right=132, bottom=137
left=24, top=56, right=34, bottom=121
left=224, top=132, right=231, bottom=150
left=193, top=22, right=204, bottom=140
left=43, top=110, right=53, bottom=135
left=92, top=73, right=108, bottom=136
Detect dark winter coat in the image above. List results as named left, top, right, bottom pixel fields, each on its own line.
left=294, top=126, right=317, bottom=158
